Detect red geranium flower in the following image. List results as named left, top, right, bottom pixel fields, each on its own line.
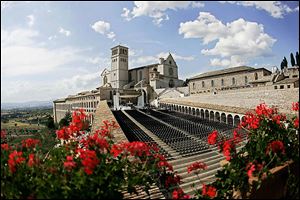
left=266, top=140, right=285, bottom=155
left=8, top=150, right=25, bottom=173
left=64, top=155, right=76, bottom=171
left=187, top=161, right=207, bottom=173
left=208, top=130, right=218, bottom=145
left=292, top=102, right=299, bottom=111
left=294, top=117, right=299, bottom=129
left=202, top=184, right=217, bottom=198
left=21, top=138, right=41, bottom=149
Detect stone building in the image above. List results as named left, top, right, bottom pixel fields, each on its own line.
left=101, top=45, right=184, bottom=90
left=188, top=66, right=299, bottom=95
left=53, top=45, right=184, bottom=123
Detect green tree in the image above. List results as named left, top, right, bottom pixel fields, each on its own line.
left=58, top=111, right=72, bottom=128
left=296, top=52, right=300, bottom=66
left=283, top=56, right=288, bottom=67
left=183, top=79, right=189, bottom=87
left=45, top=115, right=55, bottom=129
left=290, top=53, right=296, bottom=66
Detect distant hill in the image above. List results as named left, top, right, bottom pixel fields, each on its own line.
left=1, top=100, right=53, bottom=110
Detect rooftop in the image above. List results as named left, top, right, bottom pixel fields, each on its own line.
left=190, top=66, right=255, bottom=80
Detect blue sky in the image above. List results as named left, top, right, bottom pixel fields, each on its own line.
left=1, top=1, right=299, bottom=103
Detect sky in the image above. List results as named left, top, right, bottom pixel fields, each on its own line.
left=1, top=1, right=299, bottom=103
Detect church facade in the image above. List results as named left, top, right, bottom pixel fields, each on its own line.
left=101, top=45, right=184, bottom=90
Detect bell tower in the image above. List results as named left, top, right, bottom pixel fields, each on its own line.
left=110, top=45, right=129, bottom=89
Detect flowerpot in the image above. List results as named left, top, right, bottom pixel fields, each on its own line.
left=235, top=160, right=298, bottom=199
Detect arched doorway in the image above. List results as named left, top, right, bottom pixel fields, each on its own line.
left=205, top=110, right=209, bottom=120
left=210, top=111, right=214, bottom=121
left=169, top=79, right=175, bottom=88
left=227, top=114, right=233, bottom=126
left=221, top=113, right=226, bottom=123
left=215, top=112, right=220, bottom=122
left=234, top=115, right=240, bottom=127
left=201, top=109, right=204, bottom=119
left=196, top=109, right=200, bottom=116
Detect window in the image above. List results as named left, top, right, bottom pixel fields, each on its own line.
left=139, top=71, right=143, bottom=81
left=211, top=80, right=214, bottom=87
left=232, top=77, right=236, bottom=85
left=287, top=85, right=291, bottom=88
left=169, top=60, right=172, bottom=65
left=280, top=85, right=284, bottom=89
left=245, top=76, right=248, bottom=84
left=221, top=79, right=224, bottom=86
left=292, top=75, right=298, bottom=78
left=202, top=81, right=205, bottom=88
left=129, top=73, right=132, bottom=82
left=193, top=83, right=195, bottom=89
left=169, top=67, right=173, bottom=76
left=103, top=76, right=107, bottom=84
left=254, top=72, right=258, bottom=80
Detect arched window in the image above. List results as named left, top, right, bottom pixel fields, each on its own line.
left=193, top=83, right=195, bottom=89
left=169, top=79, right=174, bottom=88
left=202, top=81, right=205, bottom=88
left=232, top=77, right=236, bottom=85
left=103, top=76, right=107, bottom=84
left=169, top=60, right=172, bottom=65
left=139, top=71, right=143, bottom=81
left=169, top=67, right=173, bottom=76
left=221, top=79, right=224, bottom=86
left=254, top=72, right=258, bottom=80
left=211, top=80, right=214, bottom=87
left=245, top=76, right=248, bottom=84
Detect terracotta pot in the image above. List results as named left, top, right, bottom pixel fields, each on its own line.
left=234, top=160, right=298, bottom=199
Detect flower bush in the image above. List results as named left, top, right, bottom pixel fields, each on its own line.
left=1, top=109, right=180, bottom=199
left=191, top=102, right=299, bottom=199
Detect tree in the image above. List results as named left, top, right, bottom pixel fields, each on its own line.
left=58, top=111, right=72, bottom=128
left=283, top=57, right=288, bottom=68
left=296, top=51, right=300, bottom=66
left=45, top=115, right=55, bottom=129
left=290, top=53, right=295, bottom=66
left=280, top=60, right=285, bottom=70
left=183, top=79, right=189, bottom=87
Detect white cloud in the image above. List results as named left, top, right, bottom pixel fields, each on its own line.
left=86, top=56, right=110, bottom=67
left=179, top=12, right=227, bottom=44
left=48, top=35, right=57, bottom=40
left=59, top=27, right=71, bottom=37
left=1, top=1, right=14, bottom=9
left=1, top=28, right=84, bottom=77
left=191, top=1, right=205, bottom=8
left=27, top=14, right=35, bottom=27
left=91, top=20, right=116, bottom=40
left=131, top=52, right=194, bottom=66
left=122, top=1, right=205, bottom=26
left=1, top=71, right=100, bottom=102
left=179, top=12, right=276, bottom=67
left=219, top=1, right=297, bottom=18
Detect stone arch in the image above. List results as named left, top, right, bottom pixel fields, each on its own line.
left=179, top=106, right=182, bottom=112
left=234, top=115, right=240, bottom=127
left=215, top=112, right=220, bottom=122
left=189, top=107, right=192, bottom=115
left=185, top=107, right=188, bottom=113
left=227, top=114, right=233, bottom=126
left=221, top=113, right=226, bottom=123
left=176, top=105, right=179, bottom=111
left=196, top=109, right=200, bottom=116
left=200, top=109, right=204, bottom=119
left=192, top=108, right=195, bottom=115
left=241, top=116, right=246, bottom=124
left=205, top=110, right=209, bottom=120
left=210, top=111, right=214, bottom=121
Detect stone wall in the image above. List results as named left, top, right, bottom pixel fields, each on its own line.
left=189, top=69, right=267, bottom=94
left=91, top=100, right=128, bottom=143
left=161, top=87, right=299, bottom=115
